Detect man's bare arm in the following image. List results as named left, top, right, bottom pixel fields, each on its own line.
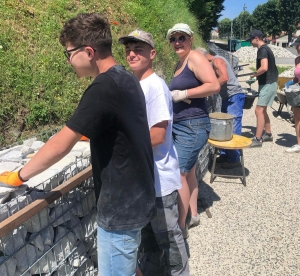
left=149, top=121, right=168, bottom=147
left=213, top=58, right=229, bottom=85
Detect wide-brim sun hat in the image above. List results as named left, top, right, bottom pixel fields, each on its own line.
left=291, top=35, right=300, bottom=47
left=166, top=23, right=194, bottom=39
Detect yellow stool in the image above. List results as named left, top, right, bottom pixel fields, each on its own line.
left=208, top=134, right=252, bottom=186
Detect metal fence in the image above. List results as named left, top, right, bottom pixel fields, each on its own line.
left=207, top=42, right=239, bottom=75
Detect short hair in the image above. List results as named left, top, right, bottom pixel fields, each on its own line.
left=195, top=47, right=209, bottom=56
left=59, top=13, right=112, bottom=54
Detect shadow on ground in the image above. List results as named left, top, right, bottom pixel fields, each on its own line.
left=197, top=179, right=220, bottom=215
left=242, top=125, right=256, bottom=138
left=276, top=133, right=296, bottom=148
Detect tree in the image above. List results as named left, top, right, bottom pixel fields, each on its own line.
left=186, top=0, right=225, bottom=40
left=251, top=0, right=281, bottom=40
left=218, top=18, right=232, bottom=38
left=232, top=11, right=252, bottom=39
left=277, top=0, right=300, bottom=43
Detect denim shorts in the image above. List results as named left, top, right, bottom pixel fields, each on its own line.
left=97, top=226, right=142, bottom=276
left=172, top=117, right=211, bottom=173
left=257, top=82, right=277, bottom=106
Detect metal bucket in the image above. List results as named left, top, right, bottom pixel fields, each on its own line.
left=209, top=112, right=233, bottom=141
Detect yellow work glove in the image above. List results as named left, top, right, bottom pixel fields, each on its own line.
left=0, top=170, right=26, bottom=186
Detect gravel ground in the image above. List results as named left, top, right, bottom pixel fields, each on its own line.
left=189, top=65, right=300, bottom=276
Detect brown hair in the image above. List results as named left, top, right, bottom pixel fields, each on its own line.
left=59, top=13, right=112, bottom=54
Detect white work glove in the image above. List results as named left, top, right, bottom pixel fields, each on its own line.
left=170, top=89, right=188, bottom=103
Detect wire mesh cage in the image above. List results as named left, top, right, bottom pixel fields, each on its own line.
left=0, top=128, right=98, bottom=275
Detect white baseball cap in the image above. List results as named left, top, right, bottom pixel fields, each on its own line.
left=166, top=23, right=194, bottom=39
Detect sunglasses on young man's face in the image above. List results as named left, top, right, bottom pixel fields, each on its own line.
left=63, top=45, right=97, bottom=60
left=169, top=35, right=187, bottom=44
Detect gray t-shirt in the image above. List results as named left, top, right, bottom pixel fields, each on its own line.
left=212, top=55, right=244, bottom=100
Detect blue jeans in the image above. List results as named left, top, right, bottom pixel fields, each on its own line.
left=220, top=93, right=245, bottom=163
left=172, top=117, right=211, bottom=172
left=97, top=226, right=142, bottom=276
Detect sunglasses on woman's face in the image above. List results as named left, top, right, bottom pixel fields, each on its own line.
left=169, top=35, right=186, bottom=44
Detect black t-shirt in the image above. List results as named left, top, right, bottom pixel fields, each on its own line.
left=67, top=65, right=156, bottom=231
left=256, top=45, right=278, bottom=85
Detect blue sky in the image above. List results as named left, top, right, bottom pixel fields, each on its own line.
left=219, top=0, right=269, bottom=20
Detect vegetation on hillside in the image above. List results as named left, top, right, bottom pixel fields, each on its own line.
left=0, top=0, right=224, bottom=147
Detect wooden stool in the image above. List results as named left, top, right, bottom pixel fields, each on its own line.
left=208, top=134, right=251, bottom=186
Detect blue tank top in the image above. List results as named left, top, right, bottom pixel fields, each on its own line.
left=169, top=62, right=208, bottom=122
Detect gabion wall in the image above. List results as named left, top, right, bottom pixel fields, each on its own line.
left=0, top=130, right=97, bottom=275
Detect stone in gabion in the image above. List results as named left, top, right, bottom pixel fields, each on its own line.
left=23, top=207, right=50, bottom=233
left=68, top=242, right=87, bottom=268
left=8, top=195, right=32, bottom=215
left=65, top=215, right=84, bottom=241
left=53, top=226, right=77, bottom=262
left=14, top=244, right=37, bottom=273
left=52, top=262, right=73, bottom=276
left=10, top=184, right=28, bottom=198
left=0, top=256, right=17, bottom=276
left=50, top=199, right=72, bottom=227
left=0, top=226, right=27, bottom=256
left=30, top=141, right=45, bottom=151
left=0, top=193, right=10, bottom=204
left=22, top=138, right=37, bottom=147
left=81, top=209, right=97, bottom=238
left=30, top=233, right=45, bottom=252
left=29, top=245, right=57, bottom=274
left=74, top=258, right=95, bottom=275
left=70, top=190, right=96, bottom=218
left=0, top=204, right=8, bottom=222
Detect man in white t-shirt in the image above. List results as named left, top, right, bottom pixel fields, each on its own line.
left=119, top=30, right=189, bottom=275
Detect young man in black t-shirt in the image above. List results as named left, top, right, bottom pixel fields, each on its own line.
left=0, top=13, right=156, bottom=276
left=248, top=30, right=278, bottom=147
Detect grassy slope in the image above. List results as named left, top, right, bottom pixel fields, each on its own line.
left=0, top=0, right=204, bottom=146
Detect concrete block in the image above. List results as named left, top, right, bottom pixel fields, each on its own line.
left=23, top=207, right=50, bottom=233
left=0, top=256, right=17, bottom=276
left=0, top=226, right=27, bottom=255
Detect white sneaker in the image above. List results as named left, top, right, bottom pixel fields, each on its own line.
left=286, top=144, right=300, bottom=153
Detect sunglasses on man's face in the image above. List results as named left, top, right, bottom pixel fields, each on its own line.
left=169, top=35, right=187, bottom=44
left=64, top=45, right=87, bottom=60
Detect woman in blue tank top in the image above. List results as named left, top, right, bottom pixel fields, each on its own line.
left=167, top=23, right=220, bottom=235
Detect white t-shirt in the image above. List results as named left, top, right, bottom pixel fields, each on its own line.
left=140, top=73, right=181, bottom=197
